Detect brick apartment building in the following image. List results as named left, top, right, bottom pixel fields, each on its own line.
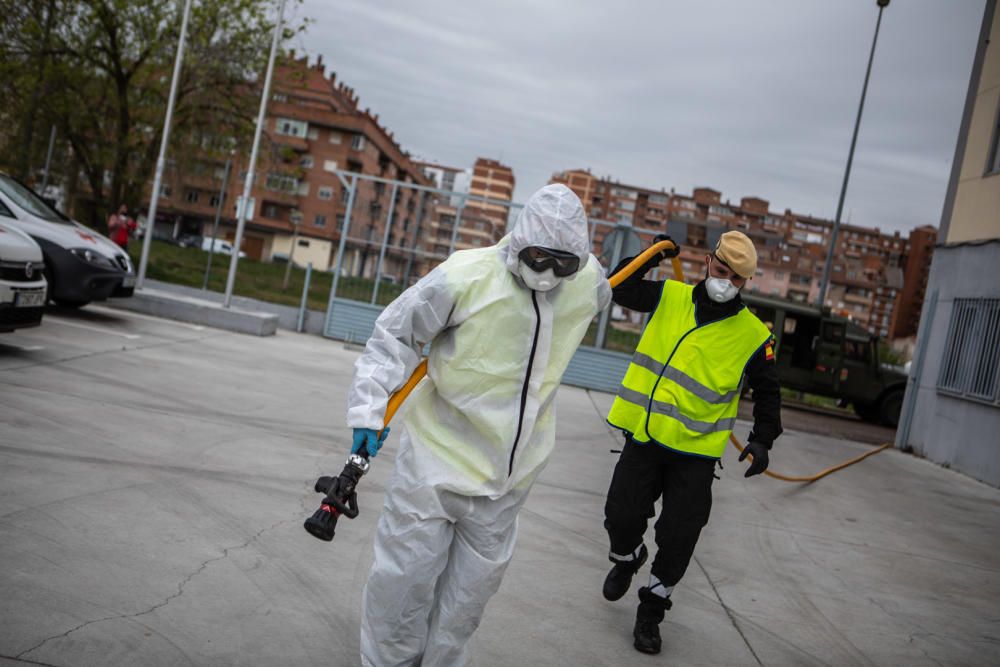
left=413, top=157, right=516, bottom=258
left=144, top=53, right=433, bottom=283
left=551, top=169, right=936, bottom=340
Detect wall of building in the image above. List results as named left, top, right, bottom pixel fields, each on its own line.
left=948, top=6, right=1000, bottom=243
left=899, top=242, right=1000, bottom=487
left=271, top=233, right=334, bottom=271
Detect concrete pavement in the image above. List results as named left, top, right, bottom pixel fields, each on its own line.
left=1, top=307, right=998, bottom=666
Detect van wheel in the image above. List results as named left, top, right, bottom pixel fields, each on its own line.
left=879, top=389, right=904, bottom=428
left=54, top=299, right=91, bottom=309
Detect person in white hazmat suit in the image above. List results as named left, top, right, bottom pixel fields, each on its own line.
left=346, top=183, right=611, bottom=666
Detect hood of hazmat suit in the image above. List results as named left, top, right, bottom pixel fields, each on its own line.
left=347, top=183, right=611, bottom=497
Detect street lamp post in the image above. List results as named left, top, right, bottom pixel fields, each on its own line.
left=137, top=0, right=194, bottom=289
left=202, top=153, right=233, bottom=290
left=816, top=0, right=890, bottom=309
left=223, top=0, right=287, bottom=308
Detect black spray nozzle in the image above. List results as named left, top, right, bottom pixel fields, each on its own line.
left=303, top=453, right=370, bottom=542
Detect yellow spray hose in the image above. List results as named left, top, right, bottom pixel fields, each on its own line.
left=379, top=240, right=889, bottom=482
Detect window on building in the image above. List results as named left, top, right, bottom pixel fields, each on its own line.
left=329, top=132, right=342, bottom=144
left=318, top=186, right=333, bottom=200
left=989, top=99, right=1000, bottom=174
left=184, top=190, right=199, bottom=204
left=273, top=93, right=287, bottom=102
left=324, top=160, right=339, bottom=173
left=314, top=214, right=326, bottom=227
left=263, top=204, right=279, bottom=218
left=209, top=194, right=222, bottom=207
left=774, top=271, right=784, bottom=279
left=265, top=173, right=298, bottom=192
left=307, top=127, right=319, bottom=140
left=351, top=135, right=365, bottom=151
left=341, top=187, right=350, bottom=204
left=159, top=183, right=172, bottom=197
left=937, top=298, right=1000, bottom=404
left=300, top=155, right=314, bottom=169
left=276, top=117, right=307, bottom=137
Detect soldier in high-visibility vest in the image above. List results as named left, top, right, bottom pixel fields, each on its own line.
left=602, top=230, right=782, bottom=655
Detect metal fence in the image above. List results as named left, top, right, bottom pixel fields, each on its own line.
left=320, top=173, right=691, bottom=392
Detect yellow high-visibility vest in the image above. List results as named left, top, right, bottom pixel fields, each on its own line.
left=607, top=280, right=772, bottom=458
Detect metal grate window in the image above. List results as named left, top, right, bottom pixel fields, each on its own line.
left=937, top=298, right=1000, bottom=405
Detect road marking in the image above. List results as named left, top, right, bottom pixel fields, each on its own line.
left=87, top=306, right=206, bottom=331
left=45, top=316, right=142, bottom=339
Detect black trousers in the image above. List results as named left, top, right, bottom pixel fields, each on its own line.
left=604, top=437, right=716, bottom=589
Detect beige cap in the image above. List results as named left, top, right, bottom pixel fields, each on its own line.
left=715, top=231, right=757, bottom=279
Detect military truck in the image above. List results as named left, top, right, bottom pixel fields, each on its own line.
left=742, top=293, right=908, bottom=427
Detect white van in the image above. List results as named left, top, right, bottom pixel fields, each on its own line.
left=0, top=172, right=134, bottom=308
left=0, top=220, right=47, bottom=332
left=201, top=237, right=247, bottom=258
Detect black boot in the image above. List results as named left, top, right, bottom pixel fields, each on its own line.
left=602, top=544, right=648, bottom=601
left=633, top=586, right=671, bottom=654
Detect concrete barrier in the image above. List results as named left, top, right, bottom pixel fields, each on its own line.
left=108, top=287, right=279, bottom=336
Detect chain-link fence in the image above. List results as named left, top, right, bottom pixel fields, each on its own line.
left=323, top=172, right=692, bottom=354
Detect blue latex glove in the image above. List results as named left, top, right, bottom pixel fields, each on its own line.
left=351, top=427, right=390, bottom=458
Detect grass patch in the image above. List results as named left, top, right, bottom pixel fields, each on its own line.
left=582, top=318, right=642, bottom=353
left=128, top=241, right=404, bottom=310
left=780, top=387, right=845, bottom=411
left=132, top=241, right=644, bottom=353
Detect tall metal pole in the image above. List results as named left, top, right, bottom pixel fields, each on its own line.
left=282, top=219, right=299, bottom=289
left=816, top=0, right=889, bottom=308
left=202, top=155, right=232, bottom=290
left=137, top=0, right=194, bottom=289
left=223, top=0, right=287, bottom=308
left=371, top=182, right=399, bottom=305
left=40, top=125, right=56, bottom=191
left=328, top=173, right=358, bottom=305
left=446, top=196, right=467, bottom=255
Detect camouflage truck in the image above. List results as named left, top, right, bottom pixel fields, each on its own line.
left=742, top=293, right=908, bottom=427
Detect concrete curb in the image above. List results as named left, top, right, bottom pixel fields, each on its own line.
left=108, top=287, right=279, bottom=336
left=120, top=280, right=328, bottom=335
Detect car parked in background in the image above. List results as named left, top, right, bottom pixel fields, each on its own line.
left=0, top=172, right=134, bottom=308
left=201, top=237, right=246, bottom=258
left=0, top=220, right=47, bottom=332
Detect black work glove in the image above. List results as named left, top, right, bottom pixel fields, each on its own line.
left=738, top=441, right=769, bottom=477
left=652, top=234, right=680, bottom=260
left=639, top=234, right=680, bottom=275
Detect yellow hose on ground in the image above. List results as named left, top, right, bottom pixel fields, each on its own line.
left=729, top=435, right=891, bottom=483
left=380, top=240, right=892, bottom=482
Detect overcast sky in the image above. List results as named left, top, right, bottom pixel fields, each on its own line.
left=289, top=0, right=986, bottom=235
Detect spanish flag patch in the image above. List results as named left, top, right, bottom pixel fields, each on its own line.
left=764, top=337, right=775, bottom=361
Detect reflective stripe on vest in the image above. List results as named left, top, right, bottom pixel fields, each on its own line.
left=607, top=281, right=771, bottom=458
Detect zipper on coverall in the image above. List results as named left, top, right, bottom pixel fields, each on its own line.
left=509, top=290, right=541, bottom=476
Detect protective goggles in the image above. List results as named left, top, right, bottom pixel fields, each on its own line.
left=518, top=246, right=581, bottom=277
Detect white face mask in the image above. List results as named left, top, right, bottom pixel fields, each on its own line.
left=518, top=261, right=562, bottom=291
left=705, top=276, right=739, bottom=303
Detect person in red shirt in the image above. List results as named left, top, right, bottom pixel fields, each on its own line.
left=107, top=204, right=135, bottom=250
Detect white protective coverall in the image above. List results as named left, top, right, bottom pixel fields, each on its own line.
left=347, top=184, right=611, bottom=666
